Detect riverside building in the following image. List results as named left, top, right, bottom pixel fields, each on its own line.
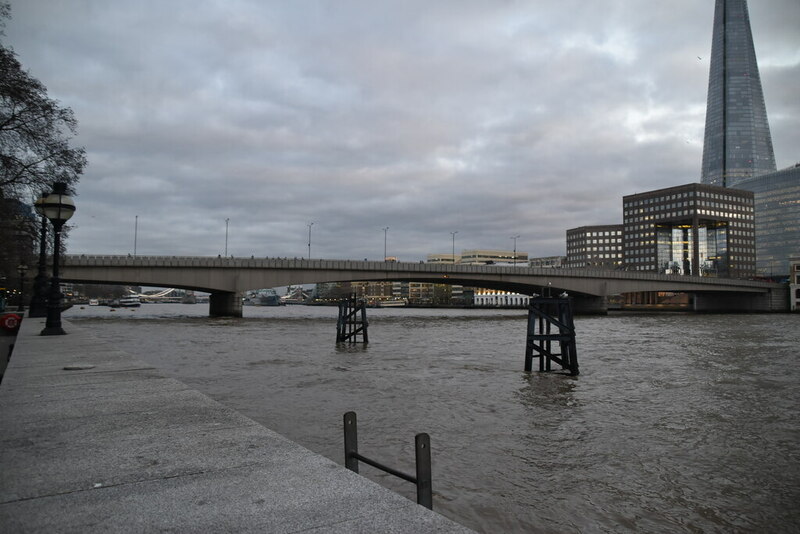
left=428, top=249, right=531, bottom=306
left=565, top=225, right=623, bottom=269
left=622, top=183, right=755, bottom=278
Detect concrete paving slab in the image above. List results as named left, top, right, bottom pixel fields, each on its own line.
left=0, top=375, right=190, bottom=408
left=0, top=463, right=468, bottom=533
left=0, top=317, right=475, bottom=533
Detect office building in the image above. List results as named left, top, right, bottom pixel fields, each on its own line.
left=622, top=183, right=755, bottom=278
left=734, top=165, right=800, bottom=278
left=701, top=0, right=776, bottom=188
left=565, top=225, right=623, bottom=269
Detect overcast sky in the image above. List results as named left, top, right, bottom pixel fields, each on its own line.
left=5, top=0, right=799, bottom=261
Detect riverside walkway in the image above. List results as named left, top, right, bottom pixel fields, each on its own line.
left=0, top=317, right=473, bottom=533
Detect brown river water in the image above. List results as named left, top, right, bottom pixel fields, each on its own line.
left=66, top=304, right=800, bottom=533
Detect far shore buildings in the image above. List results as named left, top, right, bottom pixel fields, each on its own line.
left=566, top=182, right=757, bottom=279
left=566, top=0, right=796, bottom=280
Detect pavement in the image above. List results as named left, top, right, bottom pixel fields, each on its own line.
left=0, top=316, right=475, bottom=533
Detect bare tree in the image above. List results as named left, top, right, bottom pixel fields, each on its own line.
left=1, top=33, right=86, bottom=197
left=0, top=3, right=85, bottom=282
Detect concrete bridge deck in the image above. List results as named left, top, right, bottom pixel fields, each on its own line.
left=0, top=317, right=473, bottom=533
left=58, top=255, right=788, bottom=316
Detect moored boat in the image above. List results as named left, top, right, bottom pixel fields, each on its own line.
left=376, top=298, right=407, bottom=308
left=118, top=296, right=141, bottom=307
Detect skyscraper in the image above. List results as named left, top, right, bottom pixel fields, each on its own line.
left=700, top=0, right=776, bottom=188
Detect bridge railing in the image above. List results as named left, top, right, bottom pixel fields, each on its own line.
left=61, top=255, right=778, bottom=290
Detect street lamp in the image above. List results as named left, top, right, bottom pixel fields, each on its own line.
left=383, top=227, right=389, bottom=260
left=16, top=263, right=27, bottom=312
left=510, top=235, right=520, bottom=264
left=307, top=222, right=314, bottom=260
left=450, top=231, right=458, bottom=263
left=28, top=191, right=50, bottom=317
left=40, top=182, right=76, bottom=336
left=225, top=218, right=230, bottom=257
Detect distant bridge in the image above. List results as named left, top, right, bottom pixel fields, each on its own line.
left=60, top=255, right=787, bottom=316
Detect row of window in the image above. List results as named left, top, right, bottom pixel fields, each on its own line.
left=624, top=190, right=749, bottom=208
left=625, top=198, right=751, bottom=214
left=626, top=210, right=753, bottom=223
left=574, top=230, right=622, bottom=237
left=567, top=237, right=622, bottom=246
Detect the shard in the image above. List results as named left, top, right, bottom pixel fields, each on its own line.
left=700, top=0, right=776, bottom=188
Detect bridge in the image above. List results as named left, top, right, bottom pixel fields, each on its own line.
left=57, top=255, right=788, bottom=316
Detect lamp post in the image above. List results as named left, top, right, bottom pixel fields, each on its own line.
left=383, top=227, right=389, bottom=260
left=510, top=234, right=520, bottom=264
left=307, top=222, right=314, bottom=260
left=16, top=263, right=27, bottom=312
left=28, top=191, right=50, bottom=317
left=450, top=231, right=458, bottom=264
left=224, top=218, right=229, bottom=257
left=40, top=182, right=76, bottom=336
left=134, top=215, right=138, bottom=257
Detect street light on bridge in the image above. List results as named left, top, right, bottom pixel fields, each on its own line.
left=40, top=182, right=76, bottom=336
left=383, top=227, right=389, bottom=260
left=224, top=218, right=230, bottom=257
left=510, top=234, right=520, bottom=264
left=450, top=231, right=458, bottom=264
left=308, top=221, right=315, bottom=260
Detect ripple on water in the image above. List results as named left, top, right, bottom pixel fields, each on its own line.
left=67, top=306, right=800, bottom=534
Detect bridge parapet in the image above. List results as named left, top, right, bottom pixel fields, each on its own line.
left=62, top=254, right=779, bottom=290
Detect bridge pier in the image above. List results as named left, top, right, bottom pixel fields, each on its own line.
left=571, top=295, right=608, bottom=315
left=209, top=291, right=243, bottom=317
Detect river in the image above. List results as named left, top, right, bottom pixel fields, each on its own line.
left=65, top=304, right=800, bottom=533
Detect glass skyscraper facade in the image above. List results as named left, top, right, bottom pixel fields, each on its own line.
left=734, top=165, right=800, bottom=278
left=701, top=0, right=776, bottom=188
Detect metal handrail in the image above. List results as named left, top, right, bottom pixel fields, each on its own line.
left=343, top=411, right=432, bottom=510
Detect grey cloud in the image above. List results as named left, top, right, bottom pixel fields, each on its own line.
left=5, top=0, right=798, bottom=263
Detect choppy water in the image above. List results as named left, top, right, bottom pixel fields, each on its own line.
left=66, top=304, right=800, bottom=533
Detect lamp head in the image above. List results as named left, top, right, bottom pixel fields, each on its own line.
left=41, top=182, right=76, bottom=225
